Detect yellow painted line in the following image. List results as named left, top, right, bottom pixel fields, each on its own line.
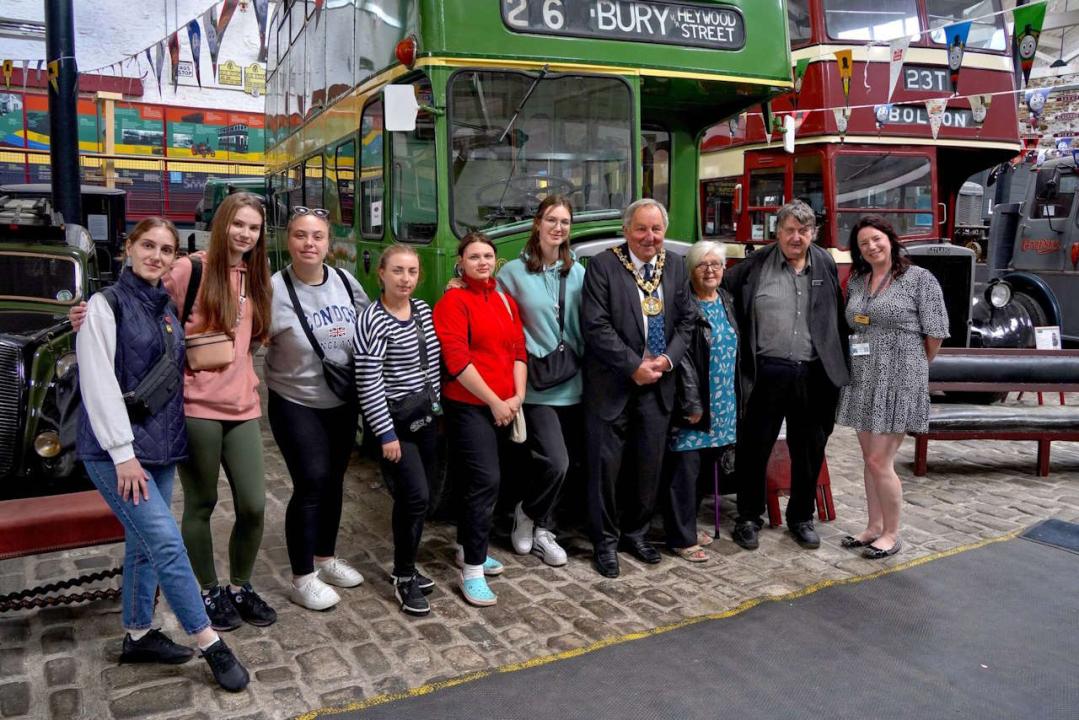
left=298, top=530, right=1021, bottom=719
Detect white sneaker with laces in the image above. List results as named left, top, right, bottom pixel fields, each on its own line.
left=511, top=502, right=535, bottom=555
left=532, top=528, right=567, bottom=567
left=316, top=557, right=364, bottom=588
left=289, top=575, right=341, bottom=611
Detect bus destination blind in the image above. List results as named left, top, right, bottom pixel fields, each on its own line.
left=502, top=0, right=745, bottom=51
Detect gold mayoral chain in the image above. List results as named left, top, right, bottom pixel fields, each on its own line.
left=612, top=246, right=666, bottom=316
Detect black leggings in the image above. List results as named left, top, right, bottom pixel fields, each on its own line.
left=269, top=390, right=358, bottom=576
left=379, top=422, right=436, bottom=578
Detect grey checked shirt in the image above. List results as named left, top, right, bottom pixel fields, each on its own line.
left=753, top=249, right=816, bottom=362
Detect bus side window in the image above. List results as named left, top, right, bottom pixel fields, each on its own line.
left=304, top=155, right=324, bottom=210
left=360, top=100, right=384, bottom=239
left=391, top=79, right=437, bottom=243
left=288, top=165, right=303, bottom=211
left=336, top=140, right=356, bottom=227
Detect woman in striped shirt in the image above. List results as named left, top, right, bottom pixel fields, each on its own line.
left=355, top=245, right=441, bottom=616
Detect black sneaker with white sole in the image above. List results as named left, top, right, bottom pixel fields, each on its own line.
left=391, top=570, right=434, bottom=595
left=393, top=575, right=431, bottom=616
left=202, top=585, right=242, bottom=632
left=228, top=584, right=277, bottom=627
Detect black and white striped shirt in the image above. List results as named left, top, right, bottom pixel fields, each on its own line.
left=354, top=299, right=441, bottom=442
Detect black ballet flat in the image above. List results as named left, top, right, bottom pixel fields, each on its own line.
left=841, top=535, right=877, bottom=549
left=862, top=539, right=902, bottom=560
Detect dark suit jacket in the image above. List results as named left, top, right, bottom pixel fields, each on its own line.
left=721, top=242, right=850, bottom=402
left=581, top=244, right=697, bottom=422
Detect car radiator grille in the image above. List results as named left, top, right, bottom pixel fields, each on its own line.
left=0, top=342, right=23, bottom=477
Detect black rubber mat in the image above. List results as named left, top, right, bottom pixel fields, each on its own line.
left=316, top=537, right=1079, bottom=720
left=1021, top=518, right=1079, bottom=554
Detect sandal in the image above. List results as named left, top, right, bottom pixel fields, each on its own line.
left=696, top=530, right=715, bottom=547
left=673, top=545, right=708, bottom=563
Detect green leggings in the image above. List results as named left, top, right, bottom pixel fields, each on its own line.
left=179, top=417, right=266, bottom=590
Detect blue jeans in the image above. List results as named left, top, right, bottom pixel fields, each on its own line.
left=85, top=460, right=210, bottom=635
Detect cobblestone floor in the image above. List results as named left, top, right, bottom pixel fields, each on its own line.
left=2, top=390, right=1077, bottom=719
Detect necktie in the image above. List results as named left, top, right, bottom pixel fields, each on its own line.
left=641, top=263, right=666, bottom=357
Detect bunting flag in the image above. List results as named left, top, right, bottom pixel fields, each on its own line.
left=793, top=58, right=809, bottom=95
left=187, top=20, right=202, bottom=87
left=217, top=0, right=239, bottom=42
left=834, top=49, right=854, bottom=102
left=1012, top=2, right=1046, bottom=90
left=1, top=59, right=12, bottom=88
left=168, top=32, right=180, bottom=89
left=1026, top=87, right=1050, bottom=123
left=833, top=107, right=850, bottom=136
left=21, top=59, right=29, bottom=91
left=926, top=99, right=947, bottom=140
left=203, top=8, right=222, bottom=78
left=943, top=21, right=971, bottom=95
left=154, top=41, right=165, bottom=94
left=254, top=0, right=269, bottom=63
left=761, top=101, right=774, bottom=143
left=969, top=94, right=991, bottom=127
left=728, top=113, right=742, bottom=135
left=145, top=48, right=155, bottom=79
left=874, top=104, right=892, bottom=130
left=783, top=113, right=796, bottom=154
left=887, top=37, right=909, bottom=102
left=47, top=59, right=60, bottom=93
left=314, top=0, right=325, bottom=26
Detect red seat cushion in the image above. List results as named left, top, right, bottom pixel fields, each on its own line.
left=0, top=490, right=124, bottom=561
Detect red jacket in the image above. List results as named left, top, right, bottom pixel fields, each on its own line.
left=434, top=276, right=527, bottom=405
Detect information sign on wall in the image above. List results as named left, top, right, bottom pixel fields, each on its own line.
left=219, top=61, right=243, bottom=87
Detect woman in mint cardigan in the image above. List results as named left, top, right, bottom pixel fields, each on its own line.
left=497, top=195, right=585, bottom=567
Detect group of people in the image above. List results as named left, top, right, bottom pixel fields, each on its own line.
left=73, top=192, right=948, bottom=691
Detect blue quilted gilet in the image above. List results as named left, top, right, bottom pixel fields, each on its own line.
left=77, top=269, right=188, bottom=465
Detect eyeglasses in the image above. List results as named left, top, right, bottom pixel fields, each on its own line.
left=291, top=206, right=329, bottom=219
left=542, top=217, right=572, bottom=229
left=695, top=261, right=724, bottom=272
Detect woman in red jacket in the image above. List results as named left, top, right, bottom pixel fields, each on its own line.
left=434, top=232, right=527, bottom=607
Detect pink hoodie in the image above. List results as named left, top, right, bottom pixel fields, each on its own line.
left=164, top=252, right=261, bottom=421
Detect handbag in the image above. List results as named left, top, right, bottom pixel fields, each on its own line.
left=527, top=273, right=580, bottom=391
left=510, top=410, right=527, bottom=443
left=282, top=266, right=357, bottom=404
left=386, top=302, right=440, bottom=432
left=182, top=257, right=235, bottom=371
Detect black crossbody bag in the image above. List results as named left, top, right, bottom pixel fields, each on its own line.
left=387, top=302, right=441, bottom=433
left=105, top=287, right=183, bottom=418
left=527, top=272, right=580, bottom=391
left=282, top=266, right=357, bottom=404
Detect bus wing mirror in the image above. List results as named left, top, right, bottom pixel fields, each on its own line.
left=384, top=85, right=419, bottom=132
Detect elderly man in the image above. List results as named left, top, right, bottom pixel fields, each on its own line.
left=580, top=198, right=696, bottom=577
left=722, top=200, right=849, bottom=551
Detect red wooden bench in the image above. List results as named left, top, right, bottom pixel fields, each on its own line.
left=0, top=490, right=123, bottom=562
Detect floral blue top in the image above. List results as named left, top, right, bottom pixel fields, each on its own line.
left=670, top=297, right=738, bottom=451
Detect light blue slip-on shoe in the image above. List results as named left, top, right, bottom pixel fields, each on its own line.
left=454, top=549, right=505, bottom=576
left=460, top=577, right=497, bottom=607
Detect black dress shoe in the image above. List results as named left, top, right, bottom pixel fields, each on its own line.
left=788, top=521, right=820, bottom=549
left=120, top=629, right=195, bottom=665
left=619, top=539, right=661, bottom=564
left=732, top=521, right=760, bottom=551
left=593, top=550, right=620, bottom=578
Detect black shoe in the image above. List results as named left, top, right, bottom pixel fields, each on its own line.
left=788, top=521, right=821, bottom=549
left=732, top=521, right=760, bottom=551
left=200, top=638, right=249, bottom=692
left=120, top=629, right=195, bottom=665
left=593, top=550, right=620, bottom=578
left=394, top=575, right=431, bottom=616
left=840, top=534, right=877, bottom=549
left=228, top=584, right=277, bottom=627
left=863, top=538, right=902, bottom=560
left=618, top=539, right=661, bottom=564
left=202, top=586, right=242, bottom=632
left=392, top=570, right=434, bottom=596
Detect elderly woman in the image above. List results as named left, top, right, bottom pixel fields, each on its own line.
left=836, top=215, right=948, bottom=560
left=663, top=241, right=739, bottom=561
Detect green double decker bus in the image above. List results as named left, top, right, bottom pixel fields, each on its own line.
left=264, top=0, right=792, bottom=302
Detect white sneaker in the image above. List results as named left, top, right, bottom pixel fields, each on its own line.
left=316, top=557, right=364, bottom=588
left=289, top=575, right=340, bottom=611
left=511, top=502, right=535, bottom=555
left=531, top=528, right=567, bottom=567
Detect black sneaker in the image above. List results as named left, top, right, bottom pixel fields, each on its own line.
left=200, top=638, right=249, bottom=692
left=203, top=586, right=242, bottom=632
left=392, top=570, right=434, bottom=595
left=393, top=576, right=431, bottom=616
left=228, top=584, right=277, bottom=627
left=120, top=629, right=195, bottom=665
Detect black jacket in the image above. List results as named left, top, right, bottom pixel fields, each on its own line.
left=673, top=287, right=741, bottom=430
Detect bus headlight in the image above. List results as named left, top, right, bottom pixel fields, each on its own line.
left=55, top=352, right=77, bottom=378
left=986, top=281, right=1012, bottom=308
left=34, top=431, right=62, bottom=458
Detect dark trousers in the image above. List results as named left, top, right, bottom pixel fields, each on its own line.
left=585, top=388, right=670, bottom=550
left=520, top=403, right=582, bottom=529
left=269, top=390, right=358, bottom=576
left=663, top=446, right=724, bottom=549
left=444, top=400, right=512, bottom=566
left=735, top=357, right=838, bottom=526
left=379, top=421, right=436, bottom=578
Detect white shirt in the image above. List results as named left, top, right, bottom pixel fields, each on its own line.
left=76, top=294, right=135, bottom=464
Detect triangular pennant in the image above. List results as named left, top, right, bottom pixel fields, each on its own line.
left=217, top=0, right=239, bottom=43
left=168, top=32, right=180, bottom=89
left=1026, top=88, right=1050, bottom=123
left=314, top=0, right=325, bottom=26
left=969, top=94, right=991, bottom=127
left=154, top=41, right=165, bottom=94
left=254, top=0, right=270, bottom=63
left=926, top=99, right=947, bottom=140
left=203, top=8, right=221, bottom=78
left=794, top=57, right=810, bottom=95
left=145, top=47, right=155, bottom=78
left=21, top=59, right=29, bottom=91
left=874, top=104, right=891, bottom=129
left=834, top=49, right=854, bottom=101
left=887, top=37, right=909, bottom=103
left=943, top=21, right=971, bottom=95
left=833, top=107, right=850, bottom=137
left=47, top=59, right=60, bottom=93
left=1012, top=2, right=1047, bottom=90
left=1, top=59, right=13, bottom=88
left=187, top=20, right=202, bottom=87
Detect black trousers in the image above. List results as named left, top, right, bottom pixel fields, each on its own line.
left=444, top=400, right=513, bottom=567
left=520, top=403, right=582, bottom=529
left=735, top=357, right=838, bottom=526
left=585, top=388, right=670, bottom=550
left=379, top=421, right=436, bottom=578
left=662, top=446, right=724, bottom=549
left=269, top=390, right=358, bottom=576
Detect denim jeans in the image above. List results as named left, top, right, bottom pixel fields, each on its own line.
left=85, top=460, right=210, bottom=635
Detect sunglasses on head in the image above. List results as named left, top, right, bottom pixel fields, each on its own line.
left=291, top=206, right=329, bottom=219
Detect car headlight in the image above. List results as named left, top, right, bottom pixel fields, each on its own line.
left=55, top=352, right=78, bottom=378
left=986, top=281, right=1012, bottom=308
left=34, top=431, right=61, bottom=458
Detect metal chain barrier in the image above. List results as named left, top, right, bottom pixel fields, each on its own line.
left=0, top=566, right=122, bottom=613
